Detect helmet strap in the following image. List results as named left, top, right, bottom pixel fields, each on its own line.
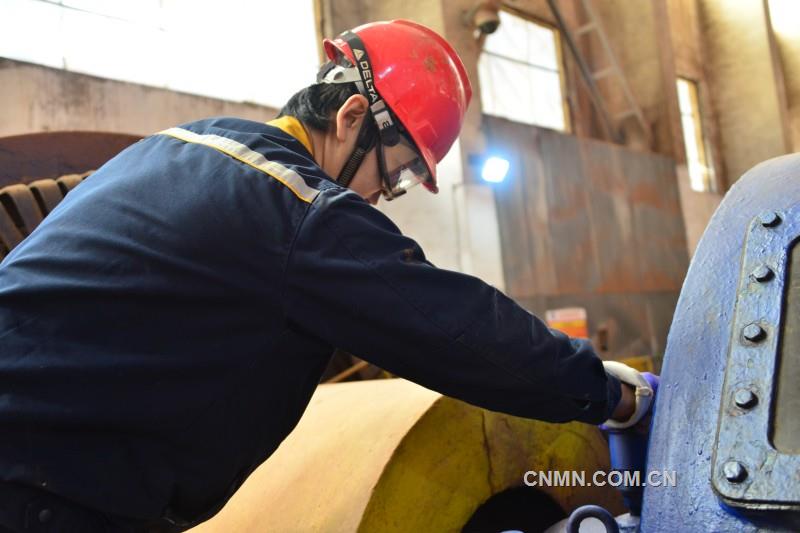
left=337, top=115, right=378, bottom=188
left=340, top=31, right=401, bottom=147
left=321, top=31, right=406, bottom=189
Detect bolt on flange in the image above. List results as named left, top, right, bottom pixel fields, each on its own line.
left=734, top=389, right=758, bottom=409
left=758, top=211, right=782, bottom=228
left=742, top=323, right=766, bottom=342
left=722, top=461, right=748, bottom=483
left=751, top=265, right=774, bottom=282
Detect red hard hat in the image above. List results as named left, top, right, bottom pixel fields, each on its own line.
left=323, top=20, right=472, bottom=193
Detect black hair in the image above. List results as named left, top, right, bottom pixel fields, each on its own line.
left=278, top=82, right=376, bottom=135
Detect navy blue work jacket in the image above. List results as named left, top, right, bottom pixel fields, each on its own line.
left=0, top=117, right=621, bottom=527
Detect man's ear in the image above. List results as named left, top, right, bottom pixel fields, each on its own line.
left=334, top=94, right=369, bottom=143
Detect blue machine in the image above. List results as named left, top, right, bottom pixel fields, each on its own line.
left=555, top=154, right=800, bottom=532
left=642, top=154, right=800, bottom=531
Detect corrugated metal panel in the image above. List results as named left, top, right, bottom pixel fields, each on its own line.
left=485, top=116, right=689, bottom=362
left=492, top=127, right=556, bottom=297
left=580, top=140, right=638, bottom=293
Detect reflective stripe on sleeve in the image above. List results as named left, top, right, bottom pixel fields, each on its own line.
left=157, top=127, right=321, bottom=204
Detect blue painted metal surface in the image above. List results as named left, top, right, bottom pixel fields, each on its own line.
left=712, top=202, right=800, bottom=512
left=641, top=154, right=800, bottom=531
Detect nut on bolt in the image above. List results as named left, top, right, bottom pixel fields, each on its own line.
left=734, top=389, right=758, bottom=409
left=751, top=265, right=774, bottom=282
left=759, top=211, right=781, bottom=227
left=722, top=461, right=748, bottom=483
left=743, top=323, right=766, bottom=342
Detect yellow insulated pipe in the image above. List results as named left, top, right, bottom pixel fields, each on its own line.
left=191, top=379, right=623, bottom=532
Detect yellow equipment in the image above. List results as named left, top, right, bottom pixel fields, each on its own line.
left=191, top=379, right=622, bottom=532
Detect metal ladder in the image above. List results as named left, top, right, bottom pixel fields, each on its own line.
left=546, top=0, right=652, bottom=146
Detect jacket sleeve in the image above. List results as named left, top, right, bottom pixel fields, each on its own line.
left=284, top=188, right=621, bottom=424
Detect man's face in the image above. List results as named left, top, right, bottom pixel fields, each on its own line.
left=327, top=94, right=431, bottom=205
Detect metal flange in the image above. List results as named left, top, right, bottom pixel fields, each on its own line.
left=712, top=206, right=800, bottom=511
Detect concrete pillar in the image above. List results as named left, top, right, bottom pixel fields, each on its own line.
left=698, top=0, right=792, bottom=182
left=768, top=0, right=800, bottom=152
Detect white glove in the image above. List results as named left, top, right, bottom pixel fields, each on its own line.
left=602, top=361, right=655, bottom=429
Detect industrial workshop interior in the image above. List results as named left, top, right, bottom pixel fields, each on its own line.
left=1, top=0, right=799, bottom=531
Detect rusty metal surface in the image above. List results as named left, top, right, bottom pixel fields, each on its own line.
left=486, top=116, right=689, bottom=361
left=56, top=174, right=86, bottom=195
left=0, top=174, right=88, bottom=260
left=625, top=150, right=687, bottom=291
left=0, top=131, right=139, bottom=186
left=579, top=140, right=639, bottom=293
left=0, top=206, right=23, bottom=253
left=493, top=125, right=553, bottom=297
left=28, top=179, right=64, bottom=215
left=516, top=292, right=678, bottom=362
left=0, top=129, right=118, bottom=259
left=0, top=184, right=44, bottom=236
left=542, top=129, right=598, bottom=294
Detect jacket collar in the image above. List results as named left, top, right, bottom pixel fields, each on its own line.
left=267, top=116, right=314, bottom=157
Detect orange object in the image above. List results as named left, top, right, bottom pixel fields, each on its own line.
left=620, top=355, right=655, bottom=373
left=545, top=307, right=589, bottom=339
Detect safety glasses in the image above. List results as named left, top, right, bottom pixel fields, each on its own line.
left=377, top=133, right=432, bottom=201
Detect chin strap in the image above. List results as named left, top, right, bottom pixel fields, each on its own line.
left=337, top=117, right=378, bottom=188
left=336, top=148, right=366, bottom=189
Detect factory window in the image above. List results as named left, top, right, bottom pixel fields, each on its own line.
left=478, top=10, right=569, bottom=131
left=677, top=78, right=716, bottom=192
left=0, top=0, right=319, bottom=109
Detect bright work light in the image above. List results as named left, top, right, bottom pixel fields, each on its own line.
left=481, top=156, right=510, bottom=183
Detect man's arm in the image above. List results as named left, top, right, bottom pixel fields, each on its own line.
left=284, top=188, right=622, bottom=424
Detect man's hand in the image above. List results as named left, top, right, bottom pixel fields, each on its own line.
left=602, top=362, right=659, bottom=430
left=611, top=381, right=636, bottom=422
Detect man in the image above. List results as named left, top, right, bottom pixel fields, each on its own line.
left=0, top=20, right=655, bottom=532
